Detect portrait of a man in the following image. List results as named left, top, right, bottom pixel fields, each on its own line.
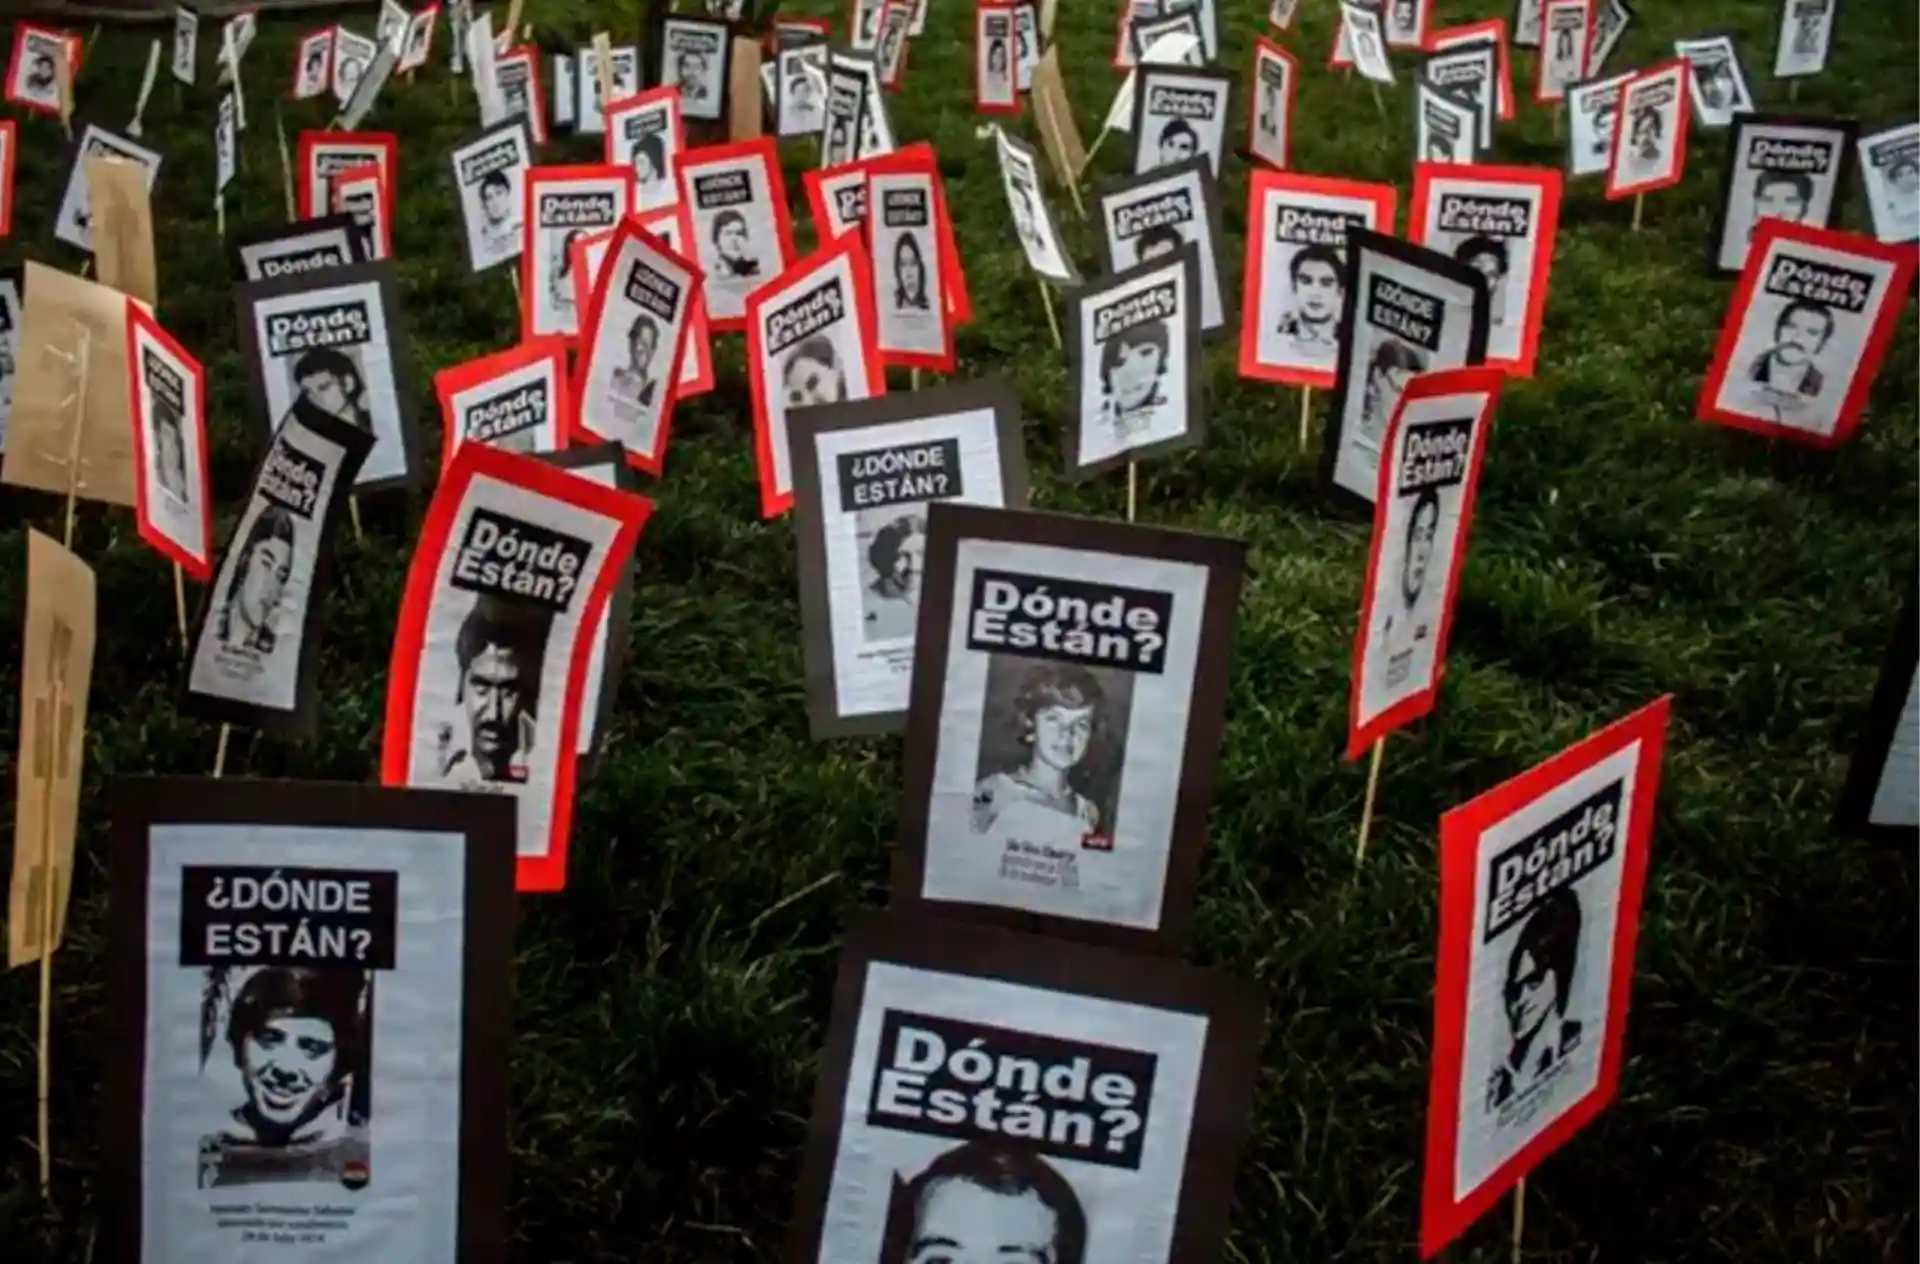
left=1277, top=243, right=1343, bottom=354
left=1486, top=887, right=1584, bottom=1112
left=25, top=48, right=57, bottom=97
left=712, top=209, right=760, bottom=279
left=475, top=168, right=519, bottom=260
left=435, top=594, right=549, bottom=784
left=972, top=660, right=1109, bottom=839
left=674, top=49, right=711, bottom=104
left=1694, top=56, right=1736, bottom=112
left=986, top=36, right=1009, bottom=81
left=284, top=346, right=368, bottom=430
left=1749, top=168, right=1813, bottom=237
left=1629, top=103, right=1664, bottom=166
left=610, top=312, right=661, bottom=416
left=1452, top=236, right=1510, bottom=326
left=1155, top=117, right=1198, bottom=167
left=1133, top=223, right=1185, bottom=264
left=197, top=965, right=371, bottom=1189
left=1380, top=486, right=1439, bottom=688
left=218, top=506, right=296, bottom=654
left=862, top=512, right=925, bottom=642
left=1098, top=318, right=1171, bottom=442
left=152, top=395, right=190, bottom=504
left=1745, top=297, right=1832, bottom=403
left=878, top=1140, right=1088, bottom=1264
left=783, top=336, right=845, bottom=408
left=1359, top=337, right=1427, bottom=443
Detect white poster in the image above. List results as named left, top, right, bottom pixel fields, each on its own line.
left=1072, top=250, right=1201, bottom=473
left=1567, top=72, right=1632, bottom=177
left=1342, top=2, right=1396, bottom=85
left=660, top=18, right=729, bottom=123
left=441, top=353, right=565, bottom=464
left=1423, top=42, right=1496, bottom=149
left=1246, top=182, right=1388, bottom=384
left=1132, top=67, right=1231, bottom=178
left=1248, top=44, right=1293, bottom=169
left=606, top=93, right=682, bottom=214
left=1712, top=119, right=1852, bottom=275
left=1537, top=0, right=1588, bottom=102
left=171, top=4, right=199, bottom=85
left=1858, top=123, right=1920, bottom=244
left=997, top=128, right=1079, bottom=283
left=1773, top=0, right=1835, bottom=79
left=449, top=121, right=532, bottom=274
left=525, top=171, right=632, bottom=340
left=683, top=149, right=788, bottom=325
left=231, top=218, right=363, bottom=284
left=293, top=29, right=334, bottom=101
left=1674, top=35, right=1753, bottom=129
left=138, top=825, right=467, bottom=1260
left=1586, top=0, right=1632, bottom=74
left=332, top=27, right=379, bottom=107
left=572, top=44, right=639, bottom=136
left=7, top=26, right=70, bottom=114
left=778, top=42, right=828, bottom=136
left=1416, top=173, right=1555, bottom=367
left=1101, top=161, right=1224, bottom=335
left=576, top=225, right=699, bottom=466
left=1419, top=83, right=1481, bottom=165
left=869, top=170, right=949, bottom=362
left=215, top=92, right=237, bottom=194
left=131, top=318, right=210, bottom=571
left=1608, top=64, right=1686, bottom=194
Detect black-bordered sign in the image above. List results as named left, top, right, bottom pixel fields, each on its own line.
left=227, top=214, right=366, bottom=286
left=1068, top=243, right=1206, bottom=478
left=1130, top=64, right=1231, bottom=179
left=1708, top=112, right=1858, bottom=277
left=1096, top=156, right=1228, bottom=337
left=449, top=119, right=533, bottom=275
left=1857, top=121, right=1920, bottom=244
left=894, top=502, right=1247, bottom=949
left=1673, top=33, right=1753, bottom=129
left=236, top=258, right=419, bottom=494
left=97, top=776, right=515, bottom=1264
left=660, top=16, right=733, bottom=124
left=1835, top=576, right=1919, bottom=841
left=786, top=911, right=1266, bottom=1260
left=791, top=379, right=1031, bottom=738
left=184, top=406, right=372, bottom=736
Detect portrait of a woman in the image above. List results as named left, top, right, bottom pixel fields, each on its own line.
left=892, top=232, right=931, bottom=312
left=972, top=661, right=1109, bottom=841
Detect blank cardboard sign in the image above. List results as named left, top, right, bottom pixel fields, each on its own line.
left=88, top=155, right=158, bottom=306
left=1, top=261, right=137, bottom=507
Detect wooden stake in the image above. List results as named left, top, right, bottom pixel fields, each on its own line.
left=1631, top=193, right=1644, bottom=233
left=275, top=103, right=296, bottom=221
left=1551, top=102, right=1562, bottom=138
left=911, top=367, right=920, bottom=390
left=1079, top=126, right=1108, bottom=177
left=1038, top=279, right=1062, bottom=350
left=1298, top=386, right=1312, bottom=447
left=216, top=192, right=227, bottom=240
left=1788, top=78, right=1800, bottom=103
left=1354, top=737, right=1385, bottom=867
left=213, top=723, right=231, bottom=778
left=1369, top=80, right=1385, bottom=119
left=172, top=563, right=189, bottom=655
left=1513, top=1177, right=1527, bottom=1262
left=34, top=670, right=64, bottom=1199
left=348, top=495, right=364, bottom=540
left=1125, top=461, right=1138, bottom=522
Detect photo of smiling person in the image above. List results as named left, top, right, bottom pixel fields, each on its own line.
left=972, top=660, right=1116, bottom=845
left=196, top=965, right=371, bottom=1189
left=433, top=594, right=549, bottom=785
left=860, top=511, right=927, bottom=642
left=217, top=506, right=296, bottom=654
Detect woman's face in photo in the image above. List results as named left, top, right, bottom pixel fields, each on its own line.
left=240, top=536, right=293, bottom=625
left=1031, top=701, right=1094, bottom=773
left=1403, top=501, right=1439, bottom=599
left=1504, top=947, right=1556, bottom=1042
left=635, top=148, right=660, bottom=184
left=890, top=529, right=925, bottom=589
left=1111, top=339, right=1165, bottom=412
left=301, top=367, right=354, bottom=418
left=241, top=1015, right=338, bottom=1127
left=783, top=352, right=843, bottom=407
left=897, top=238, right=925, bottom=297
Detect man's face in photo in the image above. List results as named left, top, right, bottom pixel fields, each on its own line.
left=28, top=52, right=54, bottom=91
left=1109, top=333, right=1166, bottom=413
left=1403, top=498, right=1439, bottom=600
left=241, top=1014, right=339, bottom=1131
left=464, top=641, right=526, bottom=771
left=910, top=1176, right=1064, bottom=1264
left=717, top=216, right=751, bottom=262
left=298, top=365, right=355, bottom=418
left=630, top=322, right=658, bottom=372
left=155, top=416, right=187, bottom=492
left=783, top=348, right=843, bottom=407
left=1294, top=257, right=1342, bottom=323
left=1753, top=174, right=1811, bottom=227
left=1158, top=126, right=1197, bottom=166
left=1774, top=307, right=1830, bottom=367
left=1890, top=160, right=1920, bottom=196
left=480, top=175, right=513, bottom=225
left=238, top=535, right=293, bottom=628
left=677, top=51, right=708, bottom=92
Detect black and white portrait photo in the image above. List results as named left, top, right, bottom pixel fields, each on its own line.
left=329, top=165, right=388, bottom=263
left=1773, top=0, right=1836, bottom=80
left=377, top=0, right=410, bottom=55
left=130, top=307, right=212, bottom=577
left=1070, top=245, right=1205, bottom=477
left=1342, top=1, right=1397, bottom=86
left=977, top=5, right=1019, bottom=114
left=52, top=124, right=164, bottom=255
left=605, top=90, right=683, bottom=214
left=522, top=167, right=633, bottom=341
left=1324, top=228, right=1490, bottom=506
left=779, top=41, right=830, bottom=136
left=1422, top=42, right=1497, bottom=150
left=660, top=17, right=730, bottom=124
left=790, top=381, right=1030, bottom=737
left=874, top=0, right=914, bottom=89
left=434, top=341, right=568, bottom=469
left=747, top=238, right=882, bottom=516
left=684, top=140, right=792, bottom=329
left=1248, top=40, right=1294, bottom=169
left=1131, top=66, right=1232, bottom=179
left=229, top=214, right=366, bottom=285
left=1418, top=82, right=1481, bottom=166
left=822, top=50, right=873, bottom=168
left=1242, top=175, right=1392, bottom=387
left=1607, top=61, right=1686, bottom=196
left=1710, top=115, right=1856, bottom=276
left=331, top=26, right=379, bottom=108
left=237, top=261, right=417, bottom=494
left=171, top=4, right=199, bottom=85
left=1701, top=227, right=1910, bottom=443
left=1587, top=0, right=1634, bottom=75
left=1384, top=0, right=1429, bottom=47
left=896, top=504, right=1246, bottom=940
left=101, top=779, right=515, bottom=1261
left=572, top=44, right=639, bottom=137
left=868, top=168, right=953, bottom=367
left=1536, top=0, right=1587, bottom=103
left=1673, top=35, right=1753, bottom=130
left=493, top=49, right=545, bottom=145
left=292, top=28, right=333, bottom=101
left=185, top=409, right=370, bottom=731
left=5, top=24, right=71, bottom=115
left=1414, top=168, right=1561, bottom=373
left=851, top=0, right=886, bottom=51
left=1858, top=123, right=1920, bottom=244
left=1567, top=72, right=1632, bottom=178
left=449, top=120, right=532, bottom=274
left=574, top=221, right=699, bottom=471
left=1098, top=155, right=1228, bottom=338
left=996, top=127, right=1081, bottom=284
left=788, top=915, right=1265, bottom=1258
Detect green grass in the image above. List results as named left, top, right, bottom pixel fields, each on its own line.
left=1, top=1, right=1916, bottom=1260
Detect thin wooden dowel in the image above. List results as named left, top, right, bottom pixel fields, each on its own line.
left=1369, top=80, right=1384, bottom=118
left=1631, top=193, right=1644, bottom=233
left=1038, top=279, right=1062, bottom=350
left=348, top=495, right=364, bottom=540
left=1125, top=461, right=1138, bottom=522
left=1512, top=1177, right=1527, bottom=1262
left=1354, top=737, right=1385, bottom=867
left=1299, top=386, right=1312, bottom=447
left=213, top=723, right=231, bottom=778
left=34, top=675, right=64, bottom=1199
left=172, top=563, right=189, bottom=655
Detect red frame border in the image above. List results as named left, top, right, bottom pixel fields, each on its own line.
left=572, top=216, right=704, bottom=475
left=432, top=335, right=573, bottom=474
left=380, top=442, right=654, bottom=893
left=1532, top=0, right=1590, bottom=105
left=744, top=233, right=886, bottom=519
left=0, top=119, right=16, bottom=238
left=1236, top=169, right=1398, bottom=389
left=6, top=24, right=83, bottom=117
left=1419, top=694, right=1674, bottom=1257
left=863, top=149, right=958, bottom=373
left=328, top=161, right=394, bottom=261
left=1427, top=19, right=1515, bottom=122
left=294, top=129, right=398, bottom=222
left=803, top=155, right=876, bottom=244
left=518, top=162, right=637, bottom=344
left=291, top=28, right=335, bottom=101
left=567, top=224, right=621, bottom=332
left=124, top=301, right=214, bottom=581
left=1604, top=58, right=1689, bottom=201
left=1345, top=366, right=1504, bottom=759
left=1408, top=162, right=1563, bottom=379
left=1694, top=219, right=1918, bottom=449
left=1387, top=0, right=1435, bottom=49
left=637, top=206, right=716, bottom=398
left=498, top=46, right=547, bottom=146
left=603, top=84, right=686, bottom=191
left=675, top=135, right=797, bottom=335
left=397, top=4, right=441, bottom=75
left=1245, top=36, right=1299, bottom=171
left=975, top=0, right=1021, bottom=116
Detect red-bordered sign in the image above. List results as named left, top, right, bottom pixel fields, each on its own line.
left=1245, top=35, right=1298, bottom=171
left=1237, top=170, right=1397, bottom=389
left=1420, top=694, right=1673, bottom=1258
left=603, top=85, right=685, bottom=214
left=1532, top=0, right=1590, bottom=105
left=1427, top=19, right=1515, bottom=122
left=328, top=161, right=393, bottom=261
left=5, top=23, right=83, bottom=116
left=573, top=215, right=703, bottom=475
left=1604, top=57, right=1688, bottom=201
left=519, top=162, right=636, bottom=345
left=433, top=336, right=573, bottom=473
left=745, top=233, right=886, bottom=518
left=676, top=135, right=797, bottom=334
left=0, top=118, right=16, bottom=238
left=1695, top=219, right=1917, bottom=449
left=381, top=442, right=654, bottom=892
left=803, top=154, right=878, bottom=244
left=976, top=0, right=1021, bottom=115
left=125, top=301, right=215, bottom=581
left=294, top=129, right=398, bottom=221
left=864, top=145, right=963, bottom=370
left=291, top=27, right=334, bottom=100
left=1346, top=366, right=1503, bottom=759
left=1409, top=162, right=1563, bottom=379
left=397, top=3, right=441, bottom=75
left=637, top=206, right=716, bottom=399
left=497, top=44, right=548, bottom=145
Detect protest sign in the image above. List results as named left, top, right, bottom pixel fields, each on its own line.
left=1422, top=44, right=1496, bottom=155
left=977, top=1, right=1020, bottom=115
left=1096, top=157, right=1227, bottom=337
left=1511, top=0, right=1544, bottom=47
left=494, top=45, right=546, bottom=145
left=171, top=5, right=199, bottom=86
left=128, top=304, right=213, bottom=581
left=791, top=379, right=1031, bottom=737
left=1385, top=0, right=1433, bottom=48
left=1606, top=58, right=1688, bottom=200
left=1674, top=34, right=1753, bottom=130
left=745, top=233, right=886, bottom=518
left=98, top=777, right=515, bottom=1263
left=53, top=125, right=164, bottom=258
left=1410, top=163, right=1563, bottom=376
left=874, top=0, right=914, bottom=90
left=1857, top=122, right=1920, bottom=244
left=229, top=214, right=366, bottom=284
left=1835, top=581, right=1919, bottom=841
left=821, top=48, right=872, bottom=167
left=1131, top=65, right=1232, bottom=179
left=1695, top=219, right=1915, bottom=448
left=434, top=337, right=570, bottom=471
left=398, top=5, right=441, bottom=75
left=295, top=130, right=397, bottom=223
left=1341, top=2, right=1397, bottom=85
left=865, top=148, right=959, bottom=371
left=1587, top=0, right=1634, bottom=75
left=3, top=262, right=138, bottom=508
left=381, top=443, right=653, bottom=892
left=1346, top=366, right=1502, bottom=757
left=1566, top=71, right=1632, bottom=178
left=1418, top=81, right=1482, bottom=167
left=1068, top=245, right=1206, bottom=479
left=236, top=258, right=418, bottom=494
left=329, top=163, right=392, bottom=263
left=184, top=407, right=371, bottom=736
left=605, top=87, right=684, bottom=213
left=1323, top=228, right=1491, bottom=506
left=777, top=37, right=829, bottom=136
left=998, top=127, right=1081, bottom=284
left=1708, top=113, right=1857, bottom=276
left=574, top=43, right=640, bottom=137
left=573, top=217, right=702, bottom=474
left=338, top=39, right=399, bottom=131
left=331, top=26, right=379, bottom=108
left=1534, top=0, right=1588, bottom=105
left=1419, top=696, right=1673, bottom=1258
left=1245, top=37, right=1296, bottom=170
left=86, top=155, right=161, bottom=308
left=677, top=136, right=794, bottom=331
left=450, top=119, right=533, bottom=274
left=377, top=0, right=411, bottom=54
left=1773, top=0, right=1836, bottom=81
left=850, top=0, right=885, bottom=52
left=520, top=163, right=635, bottom=342
left=291, top=28, right=334, bottom=101
left=788, top=911, right=1266, bottom=1259
left=1238, top=171, right=1397, bottom=389
left=5, top=23, right=81, bottom=117
left=895, top=503, right=1247, bottom=947
left=661, top=16, right=732, bottom=124
left=805, top=155, right=877, bottom=243
left=636, top=207, right=716, bottom=399
left=1429, top=20, right=1513, bottom=123
left=1013, top=0, right=1044, bottom=91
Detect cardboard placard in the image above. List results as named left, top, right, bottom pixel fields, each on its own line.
left=1067, top=243, right=1207, bottom=479
left=1033, top=45, right=1089, bottom=185
left=2, top=261, right=138, bottom=508
left=677, top=136, right=796, bottom=331
left=520, top=163, right=635, bottom=344
left=88, top=156, right=159, bottom=307
left=729, top=35, right=764, bottom=140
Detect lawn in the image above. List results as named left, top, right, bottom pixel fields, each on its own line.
left=0, top=0, right=1915, bottom=1260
